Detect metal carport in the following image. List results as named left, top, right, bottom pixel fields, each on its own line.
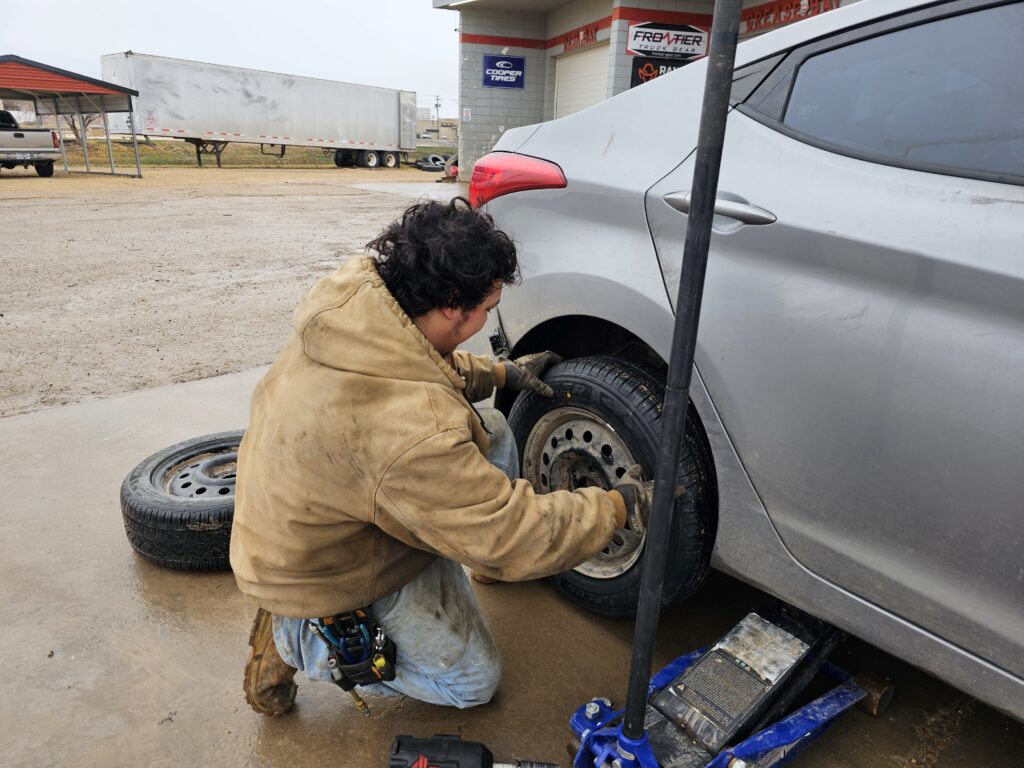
left=0, top=54, right=142, bottom=177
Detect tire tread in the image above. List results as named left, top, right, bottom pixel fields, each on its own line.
left=508, top=356, right=717, bottom=618
left=118, top=431, right=243, bottom=571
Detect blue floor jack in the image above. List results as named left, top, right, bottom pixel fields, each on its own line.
left=568, top=608, right=890, bottom=768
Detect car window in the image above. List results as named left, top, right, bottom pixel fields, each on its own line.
left=730, top=53, right=786, bottom=104
left=781, top=1, right=1024, bottom=182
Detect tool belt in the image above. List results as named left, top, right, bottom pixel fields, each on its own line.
left=307, top=607, right=398, bottom=691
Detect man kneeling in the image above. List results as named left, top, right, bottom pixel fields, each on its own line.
left=229, top=197, right=648, bottom=714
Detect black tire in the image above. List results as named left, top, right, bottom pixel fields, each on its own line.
left=507, top=356, right=716, bottom=618
left=334, top=149, right=354, bottom=167
left=35, top=161, right=54, bottom=178
left=381, top=151, right=400, bottom=169
left=360, top=150, right=381, bottom=168
left=425, top=153, right=445, bottom=167
left=119, top=431, right=243, bottom=570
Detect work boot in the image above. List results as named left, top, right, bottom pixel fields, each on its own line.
left=243, top=608, right=298, bottom=716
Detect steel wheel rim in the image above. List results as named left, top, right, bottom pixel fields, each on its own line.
left=153, top=445, right=239, bottom=500
left=522, top=406, right=645, bottom=579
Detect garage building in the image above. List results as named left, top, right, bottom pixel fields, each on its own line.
left=433, top=0, right=852, bottom=178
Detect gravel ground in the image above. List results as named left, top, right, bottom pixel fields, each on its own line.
left=4, top=165, right=1023, bottom=767
left=0, top=166, right=456, bottom=417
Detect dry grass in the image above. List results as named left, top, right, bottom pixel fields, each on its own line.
left=55, top=138, right=453, bottom=170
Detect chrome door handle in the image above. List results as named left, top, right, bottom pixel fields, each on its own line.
left=663, top=191, right=776, bottom=225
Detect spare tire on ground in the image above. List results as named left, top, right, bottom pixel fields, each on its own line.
left=120, top=431, right=243, bottom=570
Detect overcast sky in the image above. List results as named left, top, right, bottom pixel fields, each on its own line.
left=0, top=1, right=461, bottom=114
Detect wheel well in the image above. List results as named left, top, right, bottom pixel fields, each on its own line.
left=494, top=315, right=666, bottom=414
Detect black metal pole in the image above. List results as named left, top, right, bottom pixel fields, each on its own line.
left=622, top=0, right=745, bottom=740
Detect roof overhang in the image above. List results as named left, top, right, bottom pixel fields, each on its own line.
left=0, top=55, right=138, bottom=113
left=433, top=0, right=571, bottom=11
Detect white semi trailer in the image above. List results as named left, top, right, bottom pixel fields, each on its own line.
left=100, top=52, right=416, bottom=168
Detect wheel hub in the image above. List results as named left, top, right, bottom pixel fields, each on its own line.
left=156, top=448, right=239, bottom=499
left=522, top=407, right=646, bottom=579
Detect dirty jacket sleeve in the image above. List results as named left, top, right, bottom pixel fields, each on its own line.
left=450, top=351, right=498, bottom=404
left=373, top=426, right=618, bottom=581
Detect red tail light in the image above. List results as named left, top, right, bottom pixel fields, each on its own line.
left=51, top=130, right=59, bottom=148
left=468, top=152, right=566, bottom=209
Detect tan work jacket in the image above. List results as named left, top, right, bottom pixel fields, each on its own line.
left=229, top=257, right=618, bottom=618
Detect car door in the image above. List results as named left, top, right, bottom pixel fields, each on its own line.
left=646, top=0, right=1024, bottom=676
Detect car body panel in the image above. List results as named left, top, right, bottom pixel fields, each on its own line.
left=481, top=0, right=1024, bottom=720
left=486, top=188, right=675, bottom=360
left=647, top=110, right=1024, bottom=680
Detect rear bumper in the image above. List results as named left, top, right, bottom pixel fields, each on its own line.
left=0, top=151, right=58, bottom=162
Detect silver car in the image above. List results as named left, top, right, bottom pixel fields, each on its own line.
left=466, top=0, right=1024, bottom=721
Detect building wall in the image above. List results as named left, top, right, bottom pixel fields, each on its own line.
left=609, top=0, right=715, bottom=95
left=451, top=0, right=851, bottom=178
left=415, top=118, right=459, bottom=142
left=458, top=9, right=548, bottom=179
left=545, top=0, right=615, bottom=120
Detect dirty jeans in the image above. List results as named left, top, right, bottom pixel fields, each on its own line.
left=272, top=406, right=518, bottom=709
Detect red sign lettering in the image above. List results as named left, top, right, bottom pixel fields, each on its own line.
left=741, top=0, right=838, bottom=33
left=564, top=22, right=601, bottom=52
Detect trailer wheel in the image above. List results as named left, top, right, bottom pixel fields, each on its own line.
left=360, top=150, right=381, bottom=169
left=35, top=161, right=54, bottom=178
left=119, top=431, right=244, bottom=570
left=381, top=151, right=400, bottom=169
left=507, top=356, right=717, bottom=618
left=334, top=149, right=355, bottom=168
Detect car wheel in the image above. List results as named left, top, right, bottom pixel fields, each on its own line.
left=382, top=151, right=400, bottom=168
left=360, top=150, right=381, bottom=168
left=507, top=356, right=716, bottom=617
left=35, top=161, right=55, bottom=178
left=119, top=431, right=243, bottom=570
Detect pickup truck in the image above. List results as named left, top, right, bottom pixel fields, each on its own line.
left=0, top=110, right=59, bottom=177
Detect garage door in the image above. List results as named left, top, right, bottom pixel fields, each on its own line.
left=554, top=42, right=609, bottom=119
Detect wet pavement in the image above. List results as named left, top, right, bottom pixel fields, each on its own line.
left=2, top=369, right=1022, bottom=767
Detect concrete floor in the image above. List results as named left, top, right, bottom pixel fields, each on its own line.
left=2, top=370, right=1023, bottom=767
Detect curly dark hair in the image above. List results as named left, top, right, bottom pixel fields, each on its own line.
left=368, top=197, right=519, bottom=319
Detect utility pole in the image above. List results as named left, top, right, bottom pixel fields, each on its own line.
left=435, top=94, right=441, bottom=139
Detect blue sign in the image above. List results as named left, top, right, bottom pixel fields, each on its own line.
left=482, top=55, right=525, bottom=89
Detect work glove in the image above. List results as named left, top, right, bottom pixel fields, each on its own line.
left=500, top=351, right=562, bottom=397
left=611, top=464, right=655, bottom=530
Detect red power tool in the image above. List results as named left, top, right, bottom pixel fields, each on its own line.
left=389, top=734, right=558, bottom=768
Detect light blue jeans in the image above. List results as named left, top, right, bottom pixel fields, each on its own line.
left=273, top=406, right=519, bottom=709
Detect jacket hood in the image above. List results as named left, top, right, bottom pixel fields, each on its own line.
left=292, top=257, right=465, bottom=391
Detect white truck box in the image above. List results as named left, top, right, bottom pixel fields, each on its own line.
left=100, top=52, right=416, bottom=167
